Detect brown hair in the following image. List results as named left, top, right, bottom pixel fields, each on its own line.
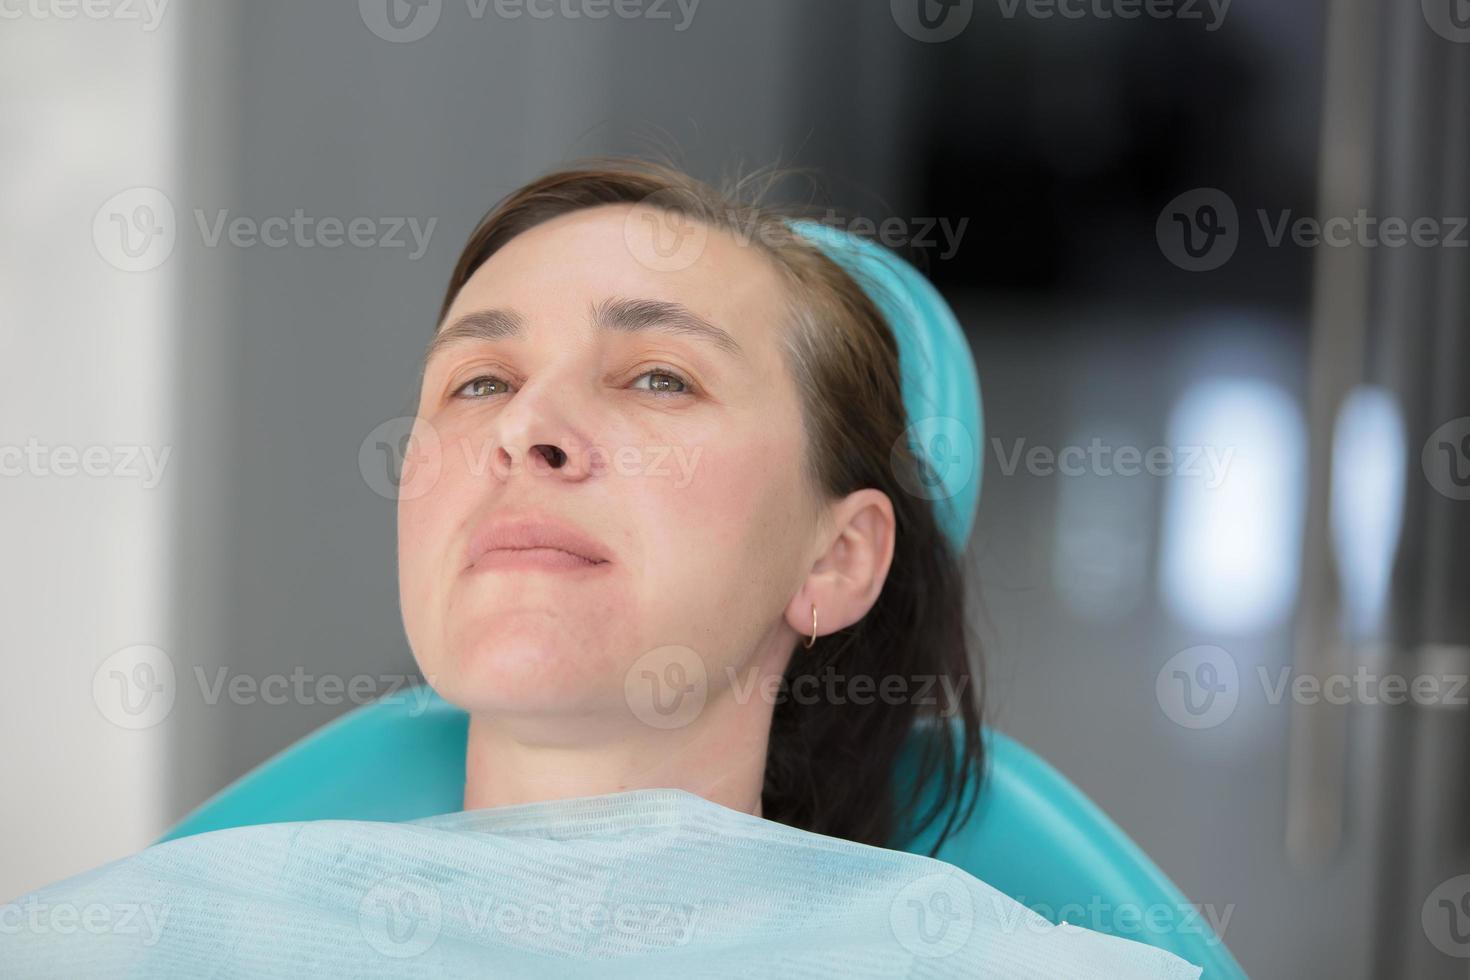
left=437, top=157, right=984, bottom=853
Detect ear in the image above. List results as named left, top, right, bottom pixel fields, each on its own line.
left=784, top=488, right=896, bottom=647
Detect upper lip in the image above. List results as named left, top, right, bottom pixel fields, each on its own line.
left=464, top=513, right=613, bottom=568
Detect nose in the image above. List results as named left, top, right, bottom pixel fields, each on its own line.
left=485, top=374, right=597, bottom=484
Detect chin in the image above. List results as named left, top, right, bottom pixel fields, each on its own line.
left=436, top=614, right=619, bottom=717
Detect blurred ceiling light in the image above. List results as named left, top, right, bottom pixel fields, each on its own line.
left=1159, top=378, right=1307, bottom=634
left=1329, top=385, right=1406, bottom=640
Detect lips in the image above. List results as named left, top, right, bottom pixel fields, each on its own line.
left=464, top=514, right=612, bottom=571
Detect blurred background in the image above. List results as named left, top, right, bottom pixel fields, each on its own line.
left=2, top=0, right=1467, bottom=976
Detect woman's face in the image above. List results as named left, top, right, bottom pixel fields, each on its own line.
left=398, top=204, right=822, bottom=728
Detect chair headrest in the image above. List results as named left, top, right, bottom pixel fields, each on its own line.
left=787, top=220, right=983, bottom=551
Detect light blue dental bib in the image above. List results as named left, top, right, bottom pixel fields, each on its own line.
left=2, top=788, right=1200, bottom=978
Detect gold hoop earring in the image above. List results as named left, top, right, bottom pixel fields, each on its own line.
left=803, top=603, right=818, bottom=650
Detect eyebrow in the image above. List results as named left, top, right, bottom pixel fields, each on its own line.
left=426, top=297, right=744, bottom=364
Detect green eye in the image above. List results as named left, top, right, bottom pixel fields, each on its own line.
left=455, top=376, right=512, bottom=399
left=632, top=369, right=691, bottom=396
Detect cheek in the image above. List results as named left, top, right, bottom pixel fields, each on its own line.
left=634, top=427, right=811, bottom=618
left=396, top=495, right=436, bottom=612
left=396, top=437, right=479, bottom=647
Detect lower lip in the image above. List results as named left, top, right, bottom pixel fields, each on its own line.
left=469, top=548, right=611, bottom=573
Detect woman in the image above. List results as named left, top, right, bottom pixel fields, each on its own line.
left=2, top=159, right=1202, bottom=978
left=398, top=158, right=982, bottom=850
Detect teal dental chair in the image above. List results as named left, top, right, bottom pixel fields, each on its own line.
left=161, top=222, right=1247, bottom=979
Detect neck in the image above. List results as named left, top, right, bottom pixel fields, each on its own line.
left=461, top=677, right=778, bottom=818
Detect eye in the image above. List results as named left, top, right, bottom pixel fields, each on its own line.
left=453, top=375, right=513, bottom=399
left=630, top=367, right=693, bottom=397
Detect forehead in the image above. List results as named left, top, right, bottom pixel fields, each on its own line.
left=441, top=204, right=793, bottom=353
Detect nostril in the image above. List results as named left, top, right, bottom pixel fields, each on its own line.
left=532, top=444, right=567, bottom=468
